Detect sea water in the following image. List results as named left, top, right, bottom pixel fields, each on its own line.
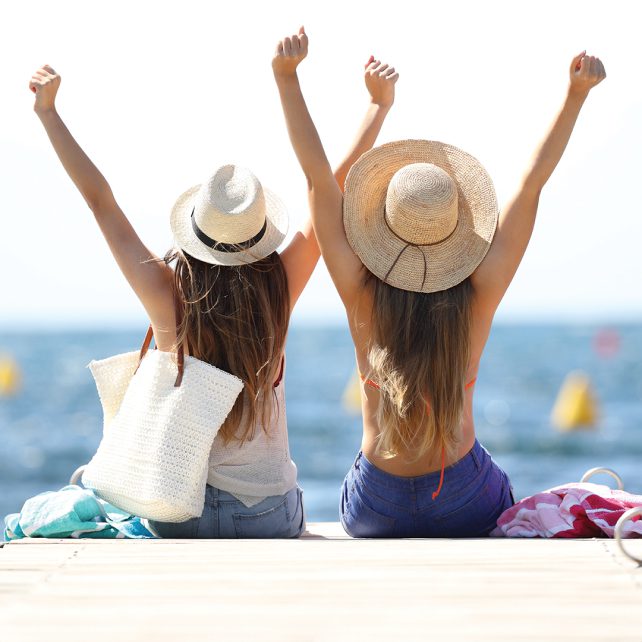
left=1, top=323, right=641, bottom=530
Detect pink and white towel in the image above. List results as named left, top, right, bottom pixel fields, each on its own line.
left=490, top=483, right=642, bottom=538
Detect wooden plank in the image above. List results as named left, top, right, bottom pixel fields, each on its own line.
left=1, top=524, right=641, bottom=641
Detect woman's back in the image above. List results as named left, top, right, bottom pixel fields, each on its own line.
left=350, top=283, right=494, bottom=476
left=207, top=360, right=298, bottom=503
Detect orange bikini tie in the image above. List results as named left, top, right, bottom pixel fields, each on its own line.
left=359, top=373, right=478, bottom=501
left=431, top=447, right=446, bottom=500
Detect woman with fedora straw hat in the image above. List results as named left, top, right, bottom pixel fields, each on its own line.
left=28, top=53, right=399, bottom=538
left=274, top=29, right=606, bottom=538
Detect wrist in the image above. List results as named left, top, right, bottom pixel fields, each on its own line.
left=35, top=104, right=58, bottom=118
left=273, top=67, right=299, bottom=83
left=566, top=84, right=590, bottom=102
left=369, top=99, right=393, bottom=112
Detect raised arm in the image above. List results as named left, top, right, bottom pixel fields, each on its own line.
left=472, top=52, right=606, bottom=312
left=29, top=66, right=175, bottom=346
left=333, top=56, right=399, bottom=191
left=279, top=45, right=399, bottom=308
left=271, top=29, right=350, bottom=305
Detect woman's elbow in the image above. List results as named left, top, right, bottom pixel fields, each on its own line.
left=84, top=186, right=116, bottom=215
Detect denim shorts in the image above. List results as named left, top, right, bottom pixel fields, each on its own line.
left=148, top=485, right=305, bottom=539
left=340, top=440, right=514, bottom=538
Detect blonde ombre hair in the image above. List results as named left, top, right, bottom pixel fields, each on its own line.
left=166, top=249, right=290, bottom=443
left=366, top=272, right=473, bottom=461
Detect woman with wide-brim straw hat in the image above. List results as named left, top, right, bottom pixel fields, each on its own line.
left=274, top=28, right=606, bottom=538
left=28, top=51, right=399, bottom=537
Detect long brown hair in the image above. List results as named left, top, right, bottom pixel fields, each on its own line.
left=366, top=271, right=473, bottom=460
left=165, top=249, right=290, bottom=443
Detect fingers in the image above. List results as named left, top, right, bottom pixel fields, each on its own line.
left=298, top=25, right=308, bottom=51
left=29, top=74, right=52, bottom=92
left=584, top=55, right=601, bottom=81
left=32, top=72, right=54, bottom=85
left=575, top=53, right=592, bottom=77
left=276, top=31, right=307, bottom=58
left=34, top=71, right=53, bottom=82
left=298, top=30, right=308, bottom=56
left=581, top=55, right=592, bottom=77
left=290, top=33, right=302, bottom=56
left=592, top=56, right=606, bottom=84
left=571, top=50, right=586, bottom=73
left=387, top=72, right=400, bottom=84
left=31, top=65, right=58, bottom=83
left=29, top=63, right=61, bottom=97
left=570, top=51, right=607, bottom=89
left=29, top=73, right=49, bottom=88
left=366, top=59, right=397, bottom=81
left=272, top=28, right=308, bottom=74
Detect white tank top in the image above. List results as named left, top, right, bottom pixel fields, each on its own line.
left=206, top=365, right=297, bottom=506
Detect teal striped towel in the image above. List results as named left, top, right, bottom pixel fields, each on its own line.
left=4, top=485, right=154, bottom=540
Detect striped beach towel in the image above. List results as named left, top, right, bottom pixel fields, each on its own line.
left=491, top=482, right=642, bottom=538
left=4, top=485, right=154, bottom=540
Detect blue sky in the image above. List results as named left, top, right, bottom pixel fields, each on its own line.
left=2, top=0, right=641, bottom=328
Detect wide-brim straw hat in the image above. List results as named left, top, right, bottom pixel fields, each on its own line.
left=171, top=164, right=288, bottom=266
left=344, top=140, right=498, bottom=293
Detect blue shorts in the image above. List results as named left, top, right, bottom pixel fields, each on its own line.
left=340, top=440, right=513, bottom=538
left=148, top=485, right=305, bottom=539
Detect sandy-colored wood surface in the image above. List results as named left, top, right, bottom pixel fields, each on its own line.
left=1, top=522, right=641, bottom=641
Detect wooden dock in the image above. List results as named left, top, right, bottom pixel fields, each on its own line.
left=1, top=522, right=641, bottom=641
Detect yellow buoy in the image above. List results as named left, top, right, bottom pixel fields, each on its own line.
left=0, top=354, right=21, bottom=397
left=551, top=370, right=598, bottom=431
left=342, top=369, right=362, bottom=415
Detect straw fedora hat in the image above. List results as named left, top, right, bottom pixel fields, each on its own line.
left=343, top=140, right=499, bottom=293
left=170, top=164, right=288, bottom=265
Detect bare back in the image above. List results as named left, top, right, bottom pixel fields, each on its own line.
left=348, top=276, right=495, bottom=476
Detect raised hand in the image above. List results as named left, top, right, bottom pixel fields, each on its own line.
left=272, top=26, right=308, bottom=77
left=569, top=52, right=606, bottom=95
left=28, top=64, right=176, bottom=347
left=29, top=65, right=61, bottom=113
left=364, top=56, right=399, bottom=109
left=471, top=51, right=607, bottom=312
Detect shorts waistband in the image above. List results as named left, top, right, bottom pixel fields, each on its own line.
left=354, top=439, right=486, bottom=492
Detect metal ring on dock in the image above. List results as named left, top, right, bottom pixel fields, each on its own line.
left=614, top=507, right=642, bottom=565
left=579, top=467, right=624, bottom=490
left=69, top=464, right=87, bottom=487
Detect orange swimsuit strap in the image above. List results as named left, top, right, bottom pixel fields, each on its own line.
left=357, top=372, right=477, bottom=500
left=360, top=373, right=381, bottom=390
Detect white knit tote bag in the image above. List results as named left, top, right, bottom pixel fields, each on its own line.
left=82, top=327, right=243, bottom=522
